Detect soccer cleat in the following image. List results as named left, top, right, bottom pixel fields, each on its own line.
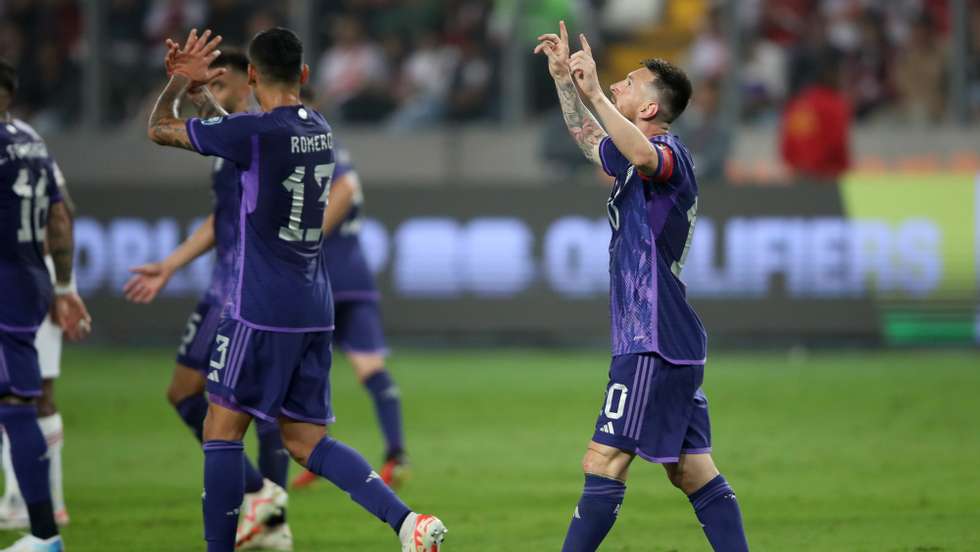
left=237, top=522, right=293, bottom=551
left=236, top=479, right=288, bottom=548
left=380, top=452, right=411, bottom=490
left=399, top=513, right=447, bottom=552
left=289, top=469, right=318, bottom=490
left=0, top=534, right=64, bottom=552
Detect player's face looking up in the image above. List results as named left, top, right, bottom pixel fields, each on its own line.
left=609, top=68, right=661, bottom=123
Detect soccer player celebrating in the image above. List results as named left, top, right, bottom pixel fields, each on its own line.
left=0, top=59, right=91, bottom=552
left=146, top=28, right=446, bottom=552
left=124, top=48, right=295, bottom=550
left=535, top=22, right=749, bottom=551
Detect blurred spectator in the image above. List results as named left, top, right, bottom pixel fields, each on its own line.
left=387, top=29, right=460, bottom=130
left=687, top=5, right=729, bottom=81
left=844, top=10, right=894, bottom=121
left=786, top=12, right=835, bottom=96
left=448, top=37, right=495, bottom=122
left=780, top=54, right=851, bottom=182
left=741, top=34, right=787, bottom=121
left=894, top=16, right=947, bottom=124
left=674, top=78, right=731, bottom=184
left=315, top=15, right=392, bottom=123
left=204, top=0, right=253, bottom=45
left=144, top=0, right=206, bottom=46
left=107, top=0, right=149, bottom=125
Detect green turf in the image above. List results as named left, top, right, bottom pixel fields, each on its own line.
left=3, top=348, right=978, bottom=551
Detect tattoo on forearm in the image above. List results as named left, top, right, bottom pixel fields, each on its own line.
left=148, top=76, right=194, bottom=150
left=46, top=203, right=74, bottom=284
left=197, top=87, right=229, bottom=119
left=556, top=79, right=607, bottom=164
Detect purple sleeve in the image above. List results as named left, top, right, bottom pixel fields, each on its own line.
left=333, top=145, right=354, bottom=180
left=599, top=136, right=629, bottom=177
left=186, top=113, right=256, bottom=167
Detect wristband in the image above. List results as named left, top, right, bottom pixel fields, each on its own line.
left=54, top=281, right=78, bottom=296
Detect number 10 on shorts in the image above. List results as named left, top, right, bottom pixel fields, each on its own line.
left=604, top=383, right=629, bottom=420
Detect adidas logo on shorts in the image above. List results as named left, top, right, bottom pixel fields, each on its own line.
left=598, top=422, right=615, bottom=435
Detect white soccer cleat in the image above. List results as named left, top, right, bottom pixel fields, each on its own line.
left=0, top=534, right=64, bottom=552
left=236, top=479, right=288, bottom=548
left=237, top=522, right=293, bottom=551
left=399, top=512, right=447, bottom=552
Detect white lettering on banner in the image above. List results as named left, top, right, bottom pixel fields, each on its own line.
left=460, top=218, right=535, bottom=296
left=71, top=215, right=944, bottom=300
left=683, top=217, right=943, bottom=298
left=543, top=217, right=610, bottom=297
left=394, top=218, right=462, bottom=297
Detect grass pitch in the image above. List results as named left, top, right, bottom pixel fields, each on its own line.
left=3, top=347, right=978, bottom=551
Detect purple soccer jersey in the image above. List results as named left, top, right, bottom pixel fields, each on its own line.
left=320, top=145, right=379, bottom=301
left=186, top=106, right=337, bottom=332
left=600, top=133, right=706, bottom=363
left=0, top=120, right=64, bottom=332
left=207, top=156, right=240, bottom=304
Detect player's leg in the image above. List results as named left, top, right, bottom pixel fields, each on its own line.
left=169, top=301, right=221, bottom=442
left=279, top=330, right=446, bottom=550
left=202, top=403, right=253, bottom=552
left=562, top=354, right=663, bottom=552
left=35, top=380, right=66, bottom=527
left=0, top=332, right=61, bottom=550
left=340, top=301, right=406, bottom=468
left=167, top=363, right=208, bottom=441
left=661, top=388, right=748, bottom=551
left=560, top=441, right=634, bottom=552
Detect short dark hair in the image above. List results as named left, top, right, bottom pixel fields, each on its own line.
left=0, top=59, right=17, bottom=96
left=641, top=58, right=692, bottom=123
left=248, top=27, right=303, bottom=84
left=211, top=48, right=249, bottom=74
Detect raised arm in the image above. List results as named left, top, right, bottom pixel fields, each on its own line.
left=164, top=41, right=229, bottom=120
left=123, top=214, right=216, bottom=304
left=570, top=34, right=660, bottom=176
left=148, top=29, right=226, bottom=150
left=535, top=21, right=607, bottom=165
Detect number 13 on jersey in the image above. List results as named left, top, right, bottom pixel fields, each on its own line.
left=279, top=162, right=335, bottom=242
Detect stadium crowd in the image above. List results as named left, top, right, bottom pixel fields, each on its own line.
left=0, top=0, right=977, bottom=134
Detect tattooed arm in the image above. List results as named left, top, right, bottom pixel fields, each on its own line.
left=47, top=200, right=92, bottom=340
left=555, top=77, right=607, bottom=165
left=536, top=21, right=607, bottom=166
left=187, top=86, right=229, bottom=119
left=148, top=28, right=226, bottom=149
left=147, top=74, right=194, bottom=150
left=46, top=202, right=74, bottom=287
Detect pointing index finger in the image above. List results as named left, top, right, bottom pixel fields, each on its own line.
left=580, top=33, right=592, bottom=55
left=559, top=20, right=568, bottom=45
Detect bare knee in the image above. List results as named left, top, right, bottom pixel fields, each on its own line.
left=279, top=420, right=327, bottom=467
left=349, top=353, right=386, bottom=384
left=167, top=365, right=206, bottom=407
left=582, top=442, right=633, bottom=481
left=664, top=454, right=720, bottom=495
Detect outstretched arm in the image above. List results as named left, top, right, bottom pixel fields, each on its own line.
left=535, top=21, right=607, bottom=165
left=570, top=34, right=660, bottom=176
left=123, top=214, right=216, bottom=304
